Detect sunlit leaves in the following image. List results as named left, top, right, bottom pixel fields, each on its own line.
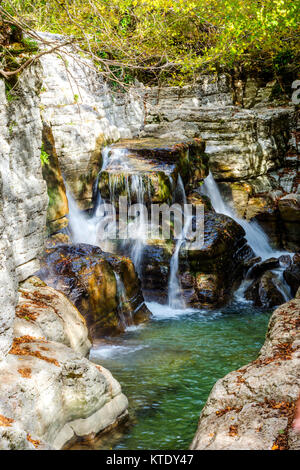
left=2, top=0, right=299, bottom=84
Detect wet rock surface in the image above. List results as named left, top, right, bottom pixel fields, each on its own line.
left=99, top=138, right=208, bottom=204
left=191, top=298, right=300, bottom=450
left=183, top=211, right=254, bottom=307
left=246, top=257, right=280, bottom=280
left=37, top=243, right=151, bottom=338
left=284, top=253, right=300, bottom=297
left=278, top=194, right=300, bottom=252
left=245, top=271, right=286, bottom=308
left=139, top=211, right=254, bottom=307
left=16, top=276, right=91, bottom=356
left=0, top=337, right=128, bottom=450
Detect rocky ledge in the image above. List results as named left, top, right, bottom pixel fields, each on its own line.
left=0, top=277, right=128, bottom=450
left=191, top=291, right=300, bottom=450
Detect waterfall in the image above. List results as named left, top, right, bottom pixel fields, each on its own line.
left=168, top=176, right=192, bottom=309
left=201, top=172, right=278, bottom=260
left=67, top=190, right=99, bottom=245
left=115, top=272, right=133, bottom=327
left=126, top=175, right=149, bottom=274
left=201, top=171, right=293, bottom=303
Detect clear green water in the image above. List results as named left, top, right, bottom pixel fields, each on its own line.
left=86, top=300, right=271, bottom=450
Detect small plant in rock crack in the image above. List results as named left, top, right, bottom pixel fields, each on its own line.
left=40, top=143, right=50, bottom=166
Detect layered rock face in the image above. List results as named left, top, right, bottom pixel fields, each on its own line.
left=191, top=297, right=300, bottom=450
left=0, top=69, right=48, bottom=360
left=139, top=76, right=298, bottom=252
left=41, top=123, right=69, bottom=235
left=39, top=35, right=143, bottom=208
left=0, top=277, right=128, bottom=450
left=0, top=47, right=131, bottom=449
left=140, top=77, right=293, bottom=179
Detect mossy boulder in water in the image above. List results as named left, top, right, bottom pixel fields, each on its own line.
left=37, top=243, right=151, bottom=338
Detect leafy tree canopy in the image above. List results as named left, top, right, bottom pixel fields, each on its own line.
left=1, top=0, right=299, bottom=85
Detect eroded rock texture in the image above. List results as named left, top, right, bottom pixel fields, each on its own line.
left=0, top=277, right=128, bottom=450
left=0, top=69, right=48, bottom=359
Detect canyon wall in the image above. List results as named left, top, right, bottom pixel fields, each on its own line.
left=0, top=38, right=298, bottom=359
left=0, top=66, right=48, bottom=359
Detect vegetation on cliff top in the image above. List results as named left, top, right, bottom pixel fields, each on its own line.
left=1, top=0, right=299, bottom=86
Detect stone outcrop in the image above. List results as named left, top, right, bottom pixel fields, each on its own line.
left=284, top=253, right=300, bottom=297
left=16, top=276, right=91, bottom=357
left=0, top=278, right=128, bottom=450
left=140, top=79, right=294, bottom=181
left=278, top=194, right=300, bottom=252
left=183, top=212, right=254, bottom=307
left=244, top=271, right=286, bottom=308
left=140, top=211, right=254, bottom=307
left=191, top=298, right=300, bottom=450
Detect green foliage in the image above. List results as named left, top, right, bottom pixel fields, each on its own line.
left=5, top=82, right=17, bottom=102
left=2, top=0, right=299, bottom=85
left=40, top=143, right=50, bottom=166
left=21, top=37, right=38, bottom=52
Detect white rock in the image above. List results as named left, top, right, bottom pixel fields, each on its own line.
left=15, top=276, right=91, bottom=357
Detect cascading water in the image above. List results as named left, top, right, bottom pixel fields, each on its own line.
left=201, top=172, right=276, bottom=260
left=67, top=189, right=99, bottom=245
left=115, top=272, right=133, bottom=327
left=126, top=174, right=149, bottom=274
left=168, top=176, right=192, bottom=309
left=201, top=171, right=292, bottom=301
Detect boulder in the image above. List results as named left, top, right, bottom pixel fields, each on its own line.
left=284, top=253, right=300, bottom=297
left=245, top=271, right=286, bottom=308
left=246, top=257, right=279, bottom=280
left=16, top=276, right=91, bottom=357
left=0, top=337, right=128, bottom=449
left=0, top=277, right=129, bottom=450
left=183, top=211, right=254, bottom=307
left=191, top=298, right=300, bottom=450
left=37, top=243, right=151, bottom=337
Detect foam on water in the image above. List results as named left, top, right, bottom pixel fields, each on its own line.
left=90, top=344, right=147, bottom=360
